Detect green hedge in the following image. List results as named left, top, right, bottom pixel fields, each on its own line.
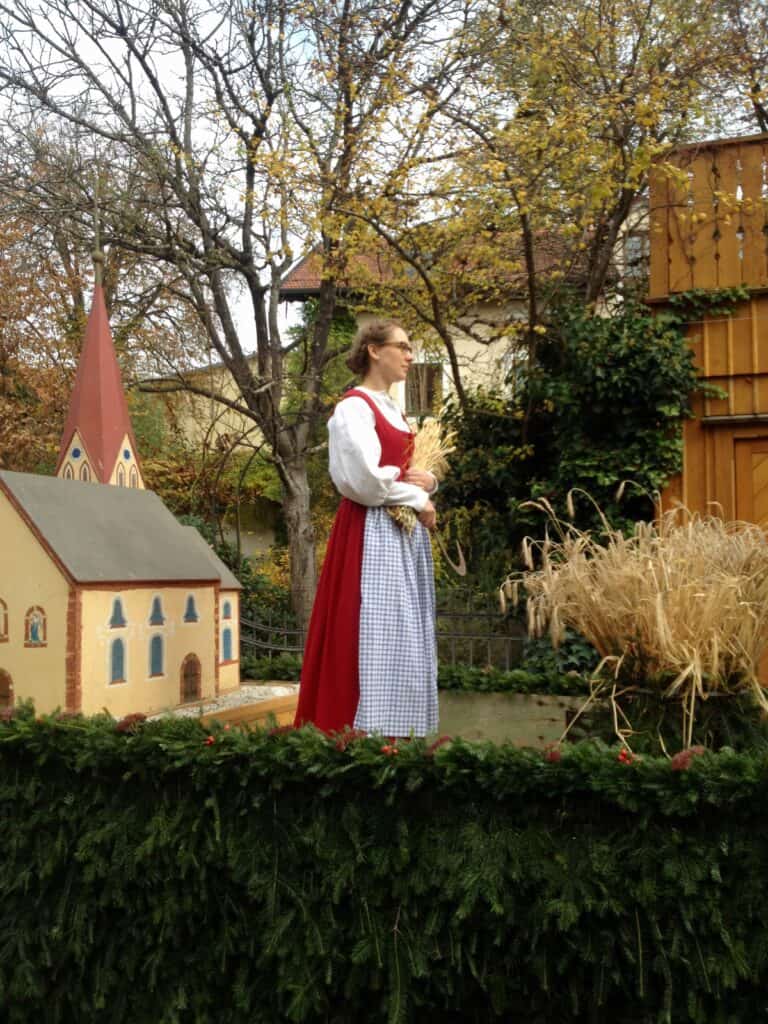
left=2, top=708, right=768, bottom=1023
left=243, top=655, right=589, bottom=696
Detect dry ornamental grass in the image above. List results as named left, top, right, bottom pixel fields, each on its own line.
left=502, top=493, right=768, bottom=748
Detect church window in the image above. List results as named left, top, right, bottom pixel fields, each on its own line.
left=109, top=598, right=127, bottom=628
left=123, top=449, right=131, bottom=460
left=116, top=465, right=126, bottom=487
left=72, top=447, right=81, bottom=459
left=222, top=627, right=233, bottom=662
left=222, top=600, right=232, bottom=620
left=184, top=595, right=199, bottom=623
left=149, top=635, right=164, bottom=677
left=149, top=597, right=165, bottom=626
left=63, top=463, right=74, bottom=480
left=24, top=607, right=47, bottom=647
left=110, top=639, right=125, bottom=683
left=129, top=467, right=138, bottom=488
left=0, top=599, right=7, bottom=642
left=80, top=464, right=90, bottom=482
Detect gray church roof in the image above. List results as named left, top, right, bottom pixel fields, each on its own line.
left=0, top=470, right=242, bottom=588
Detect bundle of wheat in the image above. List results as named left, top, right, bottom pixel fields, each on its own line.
left=501, top=496, right=768, bottom=748
left=387, top=419, right=457, bottom=534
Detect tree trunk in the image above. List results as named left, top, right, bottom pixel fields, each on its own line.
left=280, top=461, right=318, bottom=634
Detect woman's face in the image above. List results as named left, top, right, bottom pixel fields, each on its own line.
left=368, top=326, right=414, bottom=384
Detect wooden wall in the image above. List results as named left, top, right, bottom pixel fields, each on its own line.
left=653, top=134, right=768, bottom=523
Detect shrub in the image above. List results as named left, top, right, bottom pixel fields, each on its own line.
left=2, top=712, right=768, bottom=1022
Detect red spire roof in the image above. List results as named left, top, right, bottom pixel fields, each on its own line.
left=56, top=284, right=140, bottom=483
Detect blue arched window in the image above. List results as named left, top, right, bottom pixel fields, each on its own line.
left=149, top=635, right=164, bottom=677
left=149, top=597, right=165, bottom=626
left=110, top=638, right=125, bottom=683
left=222, top=627, right=233, bottom=662
left=109, top=598, right=126, bottom=629
left=222, top=600, right=232, bottom=620
left=184, top=595, right=199, bottom=623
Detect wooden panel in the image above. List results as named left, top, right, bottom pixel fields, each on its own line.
left=714, top=144, right=743, bottom=287
left=713, top=428, right=736, bottom=519
left=689, top=150, right=719, bottom=289
left=648, top=167, right=669, bottom=299
left=705, top=377, right=730, bottom=417
left=668, top=164, right=695, bottom=293
left=731, top=376, right=756, bottom=415
left=734, top=437, right=768, bottom=526
left=739, top=141, right=768, bottom=287
left=731, top=306, right=755, bottom=375
left=702, top=318, right=728, bottom=376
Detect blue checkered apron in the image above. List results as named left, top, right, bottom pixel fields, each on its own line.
left=353, top=507, right=438, bottom=736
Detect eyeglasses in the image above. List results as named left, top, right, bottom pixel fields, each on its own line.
left=379, top=341, right=414, bottom=355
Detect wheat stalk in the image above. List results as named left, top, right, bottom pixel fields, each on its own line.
left=505, top=497, right=768, bottom=748
left=387, top=420, right=457, bottom=534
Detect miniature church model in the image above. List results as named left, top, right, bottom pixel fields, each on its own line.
left=0, top=268, right=240, bottom=717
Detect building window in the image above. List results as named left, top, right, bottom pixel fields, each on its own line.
left=129, top=466, right=139, bottom=488
left=109, top=598, right=127, bottom=629
left=0, top=670, right=12, bottom=709
left=405, top=363, right=443, bottom=417
left=149, top=635, right=164, bottom=677
left=63, top=463, right=74, bottom=480
left=80, top=463, right=90, bottom=482
left=116, top=464, right=126, bottom=487
left=184, top=595, right=199, bottom=623
left=0, top=599, right=7, bottom=642
left=24, top=606, right=47, bottom=647
left=222, top=627, right=233, bottom=662
left=624, top=231, right=649, bottom=280
left=222, top=600, right=232, bottom=620
left=149, top=597, right=165, bottom=626
left=110, top=638, right=126, bottom=683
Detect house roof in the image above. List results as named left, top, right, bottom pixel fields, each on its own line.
left=55, top=284, right=142, bottom=481
left=0, top=470, right=241, bottom=588
left=279, top=234, right=592, bottom=302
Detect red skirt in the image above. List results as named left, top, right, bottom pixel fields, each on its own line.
left=293, top=498, right=366, bottom=732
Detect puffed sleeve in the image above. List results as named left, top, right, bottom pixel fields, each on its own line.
left=328, top=397, right=430, bottom=510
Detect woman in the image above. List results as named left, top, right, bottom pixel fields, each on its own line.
left=294, top=319, right=439, bottom=737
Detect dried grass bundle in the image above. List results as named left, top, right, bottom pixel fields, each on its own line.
left=503, top=495, right=768, bottom=748
left=387, top=420, right=456, bottom=534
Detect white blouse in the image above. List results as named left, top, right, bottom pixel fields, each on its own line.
left=328, top=387, right=435, bottom=510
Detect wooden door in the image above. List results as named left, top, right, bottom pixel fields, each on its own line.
left=734, top=438, right=768, bottom=526
left=181, top=655, right=201, bottom=703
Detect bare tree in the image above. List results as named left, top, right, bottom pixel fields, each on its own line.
left=0, top=0, right=471, bottom=625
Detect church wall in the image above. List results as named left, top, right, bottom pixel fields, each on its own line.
left=78, top=584, right=217, bottom=717
left=0, top=490, right=70, bottom=713
left=218, top=590, right=240, bottom=692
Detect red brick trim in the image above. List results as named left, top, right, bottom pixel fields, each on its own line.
left=214, top=582, right=220, bottom=696
left=65, top=587, right=82, bottom=713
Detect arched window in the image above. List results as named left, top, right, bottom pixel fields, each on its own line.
left=110, top=638, right=125, bottom=683
left=149, top=635, right=164, bottom=677
left=149, top=596, right=165, bottom=626
left=110, top=598, right=127, bottom=628
left=222, top=627, right=233, bottom=662
left=129, top=466, right=139, bottom=488
left=24, top=607, right=47, bottom=647
left=184, top=595, right=199, bottom=623
left=80, top=463, right=90, bottom=482
left=222, top=600, right=232, bottom=620
left=63, top=463, right=74, bottom=480
left=0, top=670, right=12, bottom=708
left=116, top=464, right=126, bottom=487
left=0, top=599, right=7, bottom=642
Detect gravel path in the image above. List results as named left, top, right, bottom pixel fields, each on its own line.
left=150, top=682, right=299, bottom=719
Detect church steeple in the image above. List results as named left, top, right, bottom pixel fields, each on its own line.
left=56, top=246, right=145, bottom=489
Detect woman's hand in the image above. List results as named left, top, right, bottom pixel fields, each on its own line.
left=403, top=468, right=436, bottom=492
left=418, top=499, right=437, bottom=531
